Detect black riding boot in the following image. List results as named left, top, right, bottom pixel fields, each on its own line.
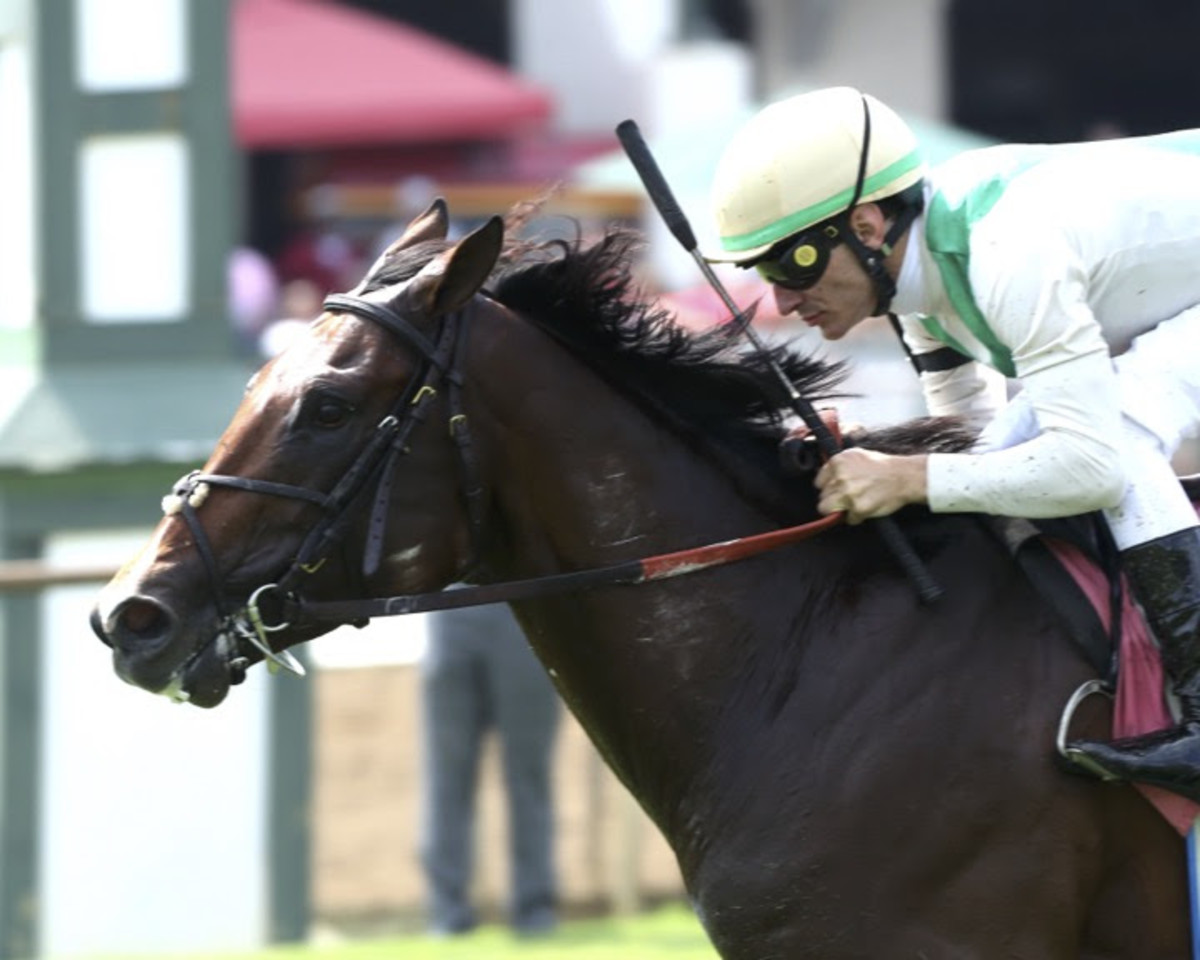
left=1066, top=527, right=1200, bottom=804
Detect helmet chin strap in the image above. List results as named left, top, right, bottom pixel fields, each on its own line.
left=841, top=204, right=918, bottom=315
left=838, top=93, right=919, bottom=315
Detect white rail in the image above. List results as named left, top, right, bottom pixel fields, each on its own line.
left=0, top=561, right=116, bottom=591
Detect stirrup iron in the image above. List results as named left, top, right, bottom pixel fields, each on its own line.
left=1056, top=679, right=1121, bottom=781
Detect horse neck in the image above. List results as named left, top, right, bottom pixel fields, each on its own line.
left=467, top=309, right=802, bottom=822
left=473, top=308, right=775, bottom=579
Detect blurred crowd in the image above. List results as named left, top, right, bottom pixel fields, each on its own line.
left=227, top=228, right=368, bottom=360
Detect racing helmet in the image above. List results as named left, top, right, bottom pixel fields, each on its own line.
left=709, top=86, right=926, bottom=264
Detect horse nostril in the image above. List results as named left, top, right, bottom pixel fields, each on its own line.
left=109, top=596, right=176, bottom=650
left=90, top=607, right=111, bottom=647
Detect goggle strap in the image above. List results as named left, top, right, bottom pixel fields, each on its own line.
left=848, top=95, right=872, bottom=211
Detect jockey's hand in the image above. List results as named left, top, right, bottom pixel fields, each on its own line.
left=815, top=449, right=929, bottom=524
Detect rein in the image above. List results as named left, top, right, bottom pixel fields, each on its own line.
left=281, top=511, right=845, bottom=623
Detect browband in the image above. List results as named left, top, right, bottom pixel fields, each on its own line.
left=323, top=293, right=443, bottom=365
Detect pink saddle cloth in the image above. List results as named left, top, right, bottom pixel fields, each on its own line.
left=1048, top=538, right=1200, bottom=835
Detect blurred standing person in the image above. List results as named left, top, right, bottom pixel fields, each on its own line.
left=275, top=224, right=363, bottom=298
left=257, top=277, right=324, bottom=358
left=227, top=246, right=280, bottom=356
left=419, top=597, right=560, bottom=937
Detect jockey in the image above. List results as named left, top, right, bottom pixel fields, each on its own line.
left=708, top=85, right=1200, bottom=803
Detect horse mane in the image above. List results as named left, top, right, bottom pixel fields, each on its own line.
left=493, top=228, right=851, bottom=519
left=360, top=219, right=977, bottom=521
left=855, top=417, right=978, bottom=455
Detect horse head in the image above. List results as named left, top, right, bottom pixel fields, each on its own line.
left=92, top=202, right=504, bottom=706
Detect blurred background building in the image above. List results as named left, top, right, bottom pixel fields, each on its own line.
left=1, top=0, right=1198, bottom=956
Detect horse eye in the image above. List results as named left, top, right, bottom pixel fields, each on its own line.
left=311, top=396, right=353, bottom=428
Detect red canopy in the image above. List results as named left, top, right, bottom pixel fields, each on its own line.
left=233, top=0, right=554, bottom=148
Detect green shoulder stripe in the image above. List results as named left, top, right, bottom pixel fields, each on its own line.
left=923, top=150, right=1044, bottom=378
left=923, top=128, right=1200, bottom=379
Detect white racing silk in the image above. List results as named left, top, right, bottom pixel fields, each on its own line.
left=890, top=134, right=1200, bottom=546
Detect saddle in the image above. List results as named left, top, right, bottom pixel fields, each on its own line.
left=997, top=475, right=1200, bottom=676
left=991, top=510, right=1121, bottom=680
left=994, top=476, right=1200, bottom=835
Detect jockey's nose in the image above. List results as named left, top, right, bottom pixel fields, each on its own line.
left=773, top=284, right=808, bottom=316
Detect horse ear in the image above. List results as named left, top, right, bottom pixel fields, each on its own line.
left=387, top=197, right=449, bottom=253
left=347, top=198, right=453, bottom=296
left=419, top=216, right=504, bottom=316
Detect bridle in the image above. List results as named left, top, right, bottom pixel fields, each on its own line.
left=156, top=289, right=849, bottom=688
left=159, top=291, right=485, bottom=679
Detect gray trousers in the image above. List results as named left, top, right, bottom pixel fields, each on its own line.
left=419, top=602, right=560, bottom=933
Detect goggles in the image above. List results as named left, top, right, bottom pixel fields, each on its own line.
left=752, top=222, right=843, bottom=290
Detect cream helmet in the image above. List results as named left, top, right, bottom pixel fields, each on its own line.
left=709, top=86, right=926, bottom=265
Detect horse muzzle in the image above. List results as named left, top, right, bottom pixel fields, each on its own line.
left=91, top=593, right=237, bottom=708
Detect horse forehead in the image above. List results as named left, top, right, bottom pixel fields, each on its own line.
left=279, top=315, right=383, bottom=375
left=240, top=321, right=369, bottom=410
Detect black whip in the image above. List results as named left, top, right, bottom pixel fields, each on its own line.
left=615, top=119, right=942, bottom=604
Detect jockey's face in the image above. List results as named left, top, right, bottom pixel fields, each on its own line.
left=768, top=241, right=878, bottom=340
left=763, top=202, right=902, bottom=341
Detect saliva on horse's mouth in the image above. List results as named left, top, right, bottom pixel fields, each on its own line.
left=154, top=631, right=247, bottom=706
left=159, top=609, right=308, bottom=706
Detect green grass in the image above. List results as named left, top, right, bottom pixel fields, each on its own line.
left=163, top=904, right=718, bottom=960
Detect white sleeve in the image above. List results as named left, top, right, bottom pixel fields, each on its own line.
left=926, top=350, right=1126, bottom=517
left=919, top=362, right=1006, bottom=429
left=921, top=203, right=1129, bottom=517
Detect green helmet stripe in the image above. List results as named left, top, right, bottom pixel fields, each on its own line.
left=721, top=149, right=924, bottom=253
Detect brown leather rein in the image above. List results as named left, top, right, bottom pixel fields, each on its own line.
left=284, top=510, right=846, bottom=624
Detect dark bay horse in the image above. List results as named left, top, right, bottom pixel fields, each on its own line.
left=92, top=201, right=1187, bottom=958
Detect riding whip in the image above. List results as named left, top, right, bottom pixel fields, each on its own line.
left=615, top=119, right=942, bottom=604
